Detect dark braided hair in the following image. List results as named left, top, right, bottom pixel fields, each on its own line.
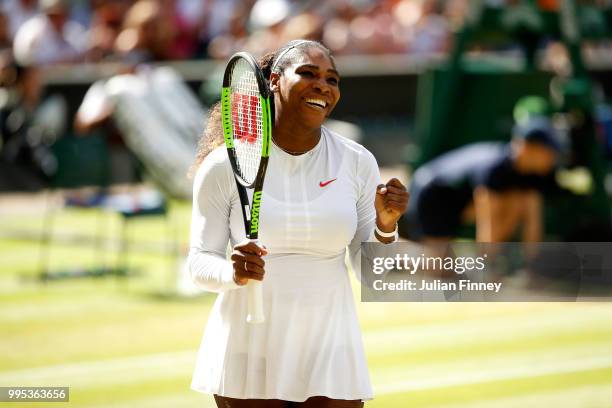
left=190, top=40, right=335, bottom=175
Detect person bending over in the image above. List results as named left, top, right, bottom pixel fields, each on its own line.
left=401, top=116, right=560, bottom=243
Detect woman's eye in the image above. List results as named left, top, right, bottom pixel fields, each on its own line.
left=299, top=71, right=314, bottom=78
left=327, top=77, right=339, bottom=85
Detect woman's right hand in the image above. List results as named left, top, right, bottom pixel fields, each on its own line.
left=230, top=241, right=268, bottom=286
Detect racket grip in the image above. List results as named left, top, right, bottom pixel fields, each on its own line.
left=246, top=280, right=265, bottom=324
left=246, top=238, right=265, bottom=324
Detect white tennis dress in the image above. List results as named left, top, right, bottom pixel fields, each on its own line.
left=189, top=127, right=382, bottom=402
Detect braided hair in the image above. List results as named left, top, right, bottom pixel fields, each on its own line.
left=191, top=40, right=334, bottom=175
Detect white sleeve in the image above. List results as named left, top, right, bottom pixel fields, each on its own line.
left=187, top=150, right=241, bottom=292
left=347, top=149, right=383, bottom=280
left=76, top=80, right=112, bottom=125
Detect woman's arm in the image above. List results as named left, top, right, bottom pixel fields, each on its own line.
left=374, top=178, right=409, bottom=243
left=188, top=150, right=241, bottom=292
left=74, top=80, right=113, bottom=134
left=347, top=150, right=408, bottom=277
left=521, top=190, right=543, bottom=243
left=473, top=186, right=525, bottom=242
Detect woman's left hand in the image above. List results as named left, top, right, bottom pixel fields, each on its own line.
left=375, top=178, right=409, bottom=232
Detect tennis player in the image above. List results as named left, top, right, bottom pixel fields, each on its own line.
left=189, top=40, right=408, bottom=407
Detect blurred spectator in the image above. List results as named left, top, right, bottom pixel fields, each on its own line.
left=85, top=0, right=129, bottom=62
left=0, top=0, right=473, bottom=64
left=542, top=41, right=570, bottom=76
left=244, top=0, right=289, bottom=56
left=204, top=0, right=243, bottom=44
left=115, top=0, right=173, bottom=62
left=73, top=62, right=140, bottom=184
left=279, top=11, right=323, bottom=46
left=364, top=0, right=409, bottom=54
left=443, top=0, right=469, bottom=31
left=177, top=0, right=208, bottom=29
left=322, top=0, right=401, bottom=55
left=0, top=50, right=64, bottom=190
left=0, top=10, right=12, bottom=50
left=13, top=0, right=87, bottom=66
left=406, top=0, right=450, bottom=55
left=159, top=0, right=200, bottom=60
left=206, top=3, right=251, bottom=60
left=1, top=0, right=38, bottom=40
left=321, top=2, right=355, bottom=55
left=74, top=62, right=204, bottom=197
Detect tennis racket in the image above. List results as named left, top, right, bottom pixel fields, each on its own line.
left=221, top=52, right=272, bottom=324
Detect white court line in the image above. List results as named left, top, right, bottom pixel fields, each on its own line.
left=2, top=348, right=612, bottom=397
left=2, top=307, right=612, bottom=393
left=0, top=350, right=196, bottom=386
left=84, top=391, right=215, bottom=408
left=371, top=341, right=612, bottom=387
left=88, top=382, right=612, bottom=408
left=434, top=383, right=612, bottom=408
left=375, top=354, right=612, bottom=395
left=363, top=306, right=612, bottom=353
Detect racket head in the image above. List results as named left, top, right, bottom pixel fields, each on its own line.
left=221, top=52, right=272, bottom=188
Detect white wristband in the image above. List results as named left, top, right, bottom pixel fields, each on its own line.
left=375, top=224, right=398, bottom=239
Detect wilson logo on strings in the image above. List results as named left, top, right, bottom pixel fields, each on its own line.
left=232, top=93, right=260, bottom=144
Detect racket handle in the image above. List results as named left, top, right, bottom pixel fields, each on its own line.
left=246, top=238, right=265, bottom=324
left=246, top=280, right=264, bottom=323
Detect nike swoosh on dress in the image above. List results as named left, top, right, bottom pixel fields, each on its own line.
left=319, top=178, right=337, bottom=187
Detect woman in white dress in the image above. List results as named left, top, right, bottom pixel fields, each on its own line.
left=189, top=40, right=409, bottom=407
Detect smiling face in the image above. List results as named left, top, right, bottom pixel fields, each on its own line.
left=270, top=47, right=341, bottom=131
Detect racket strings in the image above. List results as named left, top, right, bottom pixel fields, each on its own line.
left=229, top=59, right=264, bottom=185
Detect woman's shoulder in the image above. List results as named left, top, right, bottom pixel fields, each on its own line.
left=206, top=145, right=230, bottom=163
left=323, top=126, right=374, bottom=160
left=193, top=145, right=232, bottom=183
left=323, top=126, right=377, bottom=169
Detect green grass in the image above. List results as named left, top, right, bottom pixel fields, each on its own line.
left=1, top=198, right=612, bottom=407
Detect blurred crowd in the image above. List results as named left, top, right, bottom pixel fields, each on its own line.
left=0, top=0, right=471, bottom=67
